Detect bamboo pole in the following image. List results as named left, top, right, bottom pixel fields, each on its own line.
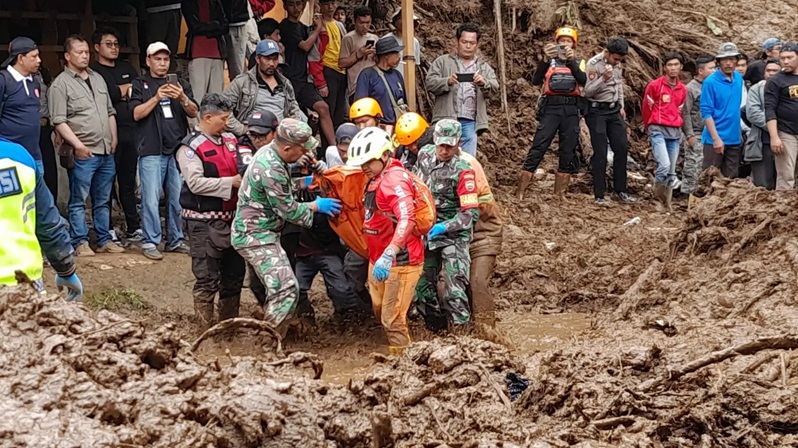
left=401, top=0, right=417, bottom=111
left=493, top=0, right=511, bottom=131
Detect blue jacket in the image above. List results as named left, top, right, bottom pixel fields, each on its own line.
left=0, top=137, right=75, bottom=276
left=700, top=69, right=743, bottom=146
left=0, top=70, right=42, bottom=160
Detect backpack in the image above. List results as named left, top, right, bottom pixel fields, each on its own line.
left=382, top=166, right=436, bottom=236
left=543, top=61, right=580, bottom=96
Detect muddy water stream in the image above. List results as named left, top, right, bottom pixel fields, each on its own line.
left=320, top=311, right=590, bottom=384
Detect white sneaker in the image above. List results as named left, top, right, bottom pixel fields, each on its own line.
left=109, top=229, right=121, bottom=244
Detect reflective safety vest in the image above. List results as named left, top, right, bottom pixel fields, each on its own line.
left=0, top=141, right=42, bottom=285
left=179, top=131, right=241, bottom=221
left=543, top=59, right=585, bottom=96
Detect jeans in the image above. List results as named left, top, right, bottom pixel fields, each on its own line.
left=458, top=118, right=478, bottom=156
left=68, top=154, right=116, bottom=247
left=35, top=159, right=44, bottom=176
left=650, top=133, right=681, bottom=183
left=139, top=155, right=183, bottom=249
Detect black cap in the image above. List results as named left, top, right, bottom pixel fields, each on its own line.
left=375, top=36, right=403, bottom=56
left=2, top=37, right=38, bottom=69
left=246, top=110, right=279, bottom=134
left=781, top=42, right=798, bottom=53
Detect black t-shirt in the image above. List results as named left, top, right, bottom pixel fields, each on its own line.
left=278, top=19, right=310, bottom=82
left=148, top=77, right=187, bottom=153
left=90, top=61, right=139, bottom=129
left=764, top=71, right=798, bottom=136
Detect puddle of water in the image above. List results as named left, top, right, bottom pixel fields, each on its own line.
left=497, top=311, right=590, bottom=353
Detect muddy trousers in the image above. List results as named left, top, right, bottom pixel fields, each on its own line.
left=249, top=232, right=310, bottom=312
left=415, top=239, right=472, bottom=331
left=296, top=254, right=363, bottom=316
left=469, top=254, right=496, bottom=326
left=586, top=107, right=629, bottom=199
left=368, top=263, right=423, bottom=351
left=522, top=104, right=580, bottom=173
left=680, top=141, right=704, bottom=194
left=187, top=220, right=246, bottom=320
left=238, top=243, right=299, bottom=327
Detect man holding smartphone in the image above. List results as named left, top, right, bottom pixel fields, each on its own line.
left=131, top=42, right=199, bottom=260
left=426, top=23, right=498, bottom=156
left=339, top=7, right=378, bottom=104
left=516, top=27, right=586, bottom=200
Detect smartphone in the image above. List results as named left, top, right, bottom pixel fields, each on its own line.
left=365, top=39, right=375, bottom=47
left=456, top=73, right=475, bottom=83
left=557, top=45, right=568, bottom=58
left=166, top=73, right=178, bottom=85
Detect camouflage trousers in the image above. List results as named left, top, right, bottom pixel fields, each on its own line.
left=237, top=243, right=299, bottom=327
left=681, top=141, right=704, bottom=194
left=415, top=237, right=472, bottom=331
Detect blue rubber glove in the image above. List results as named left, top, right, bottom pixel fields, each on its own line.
left=427, top=223, right=446, bottom=239
left=314, top=197, right=343, bottom=216
left=372, top=248, right=395, bottom=282
left=55, top=273, right=84, bottom=302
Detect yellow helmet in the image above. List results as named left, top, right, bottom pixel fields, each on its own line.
left=350, top=98, right=384, bottom=120
left=393, top=112, right=429, bottom=147
left=555, top=27, right=579, bottom=46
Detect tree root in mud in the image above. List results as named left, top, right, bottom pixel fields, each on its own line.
left=190, top=317, right=283, bottom=353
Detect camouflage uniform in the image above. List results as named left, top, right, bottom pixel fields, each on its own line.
left=412, top=120, right=480, bottom=330
left=681, top=78, right=705, bottom=194
left=232, top=120, right=319, bottom=327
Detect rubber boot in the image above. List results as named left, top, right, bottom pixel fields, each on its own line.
left=194, top=302, right=215, bottom=330
left=514, top=170, right=534, bottom=200
left=218, top=294, right=241, bottom=321
left=653, top=182, right=672, bottom=212
left=553, top=173, right=571, bottom=199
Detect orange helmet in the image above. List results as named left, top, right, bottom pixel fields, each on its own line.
left=393, top=112, right=429, bottom=147
left=350, top=98, right=384, bottom=120
left=555, top=27, right=579, bottom=46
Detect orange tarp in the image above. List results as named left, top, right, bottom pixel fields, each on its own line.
left=313, top=166, right=369, bottom=259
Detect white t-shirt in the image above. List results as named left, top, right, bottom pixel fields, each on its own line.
left=325, top=145, right=345, bottom=168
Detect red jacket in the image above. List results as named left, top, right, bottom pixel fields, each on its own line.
left=364, top=159, right=424, bottom=266
left=642, top=76, right=687, bottom=131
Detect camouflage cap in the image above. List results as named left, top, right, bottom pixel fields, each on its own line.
left=276, top=118, right=319, bottom=151
left=433, top=119, right=462, bottom=146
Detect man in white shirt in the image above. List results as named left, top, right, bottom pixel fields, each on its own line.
left=385, top=8, right=423, bottom=72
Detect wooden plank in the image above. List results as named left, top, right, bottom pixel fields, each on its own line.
left=401, top=0, right=417, bottom=111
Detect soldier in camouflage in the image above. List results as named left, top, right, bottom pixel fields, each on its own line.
left=412, top=119, right=480, bottom=331
left=232, top=118, right=342, bottom=332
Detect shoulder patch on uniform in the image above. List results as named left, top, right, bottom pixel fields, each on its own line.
left=588, top=69, right=597, bottom=80
left=184, top=147, right=195, bottom=159
left=0, top=167, right=22, bottom=198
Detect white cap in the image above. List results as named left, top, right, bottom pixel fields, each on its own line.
left=146, top=42, right=171, bottom=57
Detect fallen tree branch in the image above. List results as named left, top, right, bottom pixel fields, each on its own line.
left=591, top=415, right=636, bottom=430
left=190, top=317, right=282, bottom=353
left=638, top=335, right=798, bottom=392
left=402, top=381, right=441, bottom=407
left=723, top=217, right=773, bottom=265
left=731, top=280, right=781, bottom=317
left=265, top=352, right=324, bottom=380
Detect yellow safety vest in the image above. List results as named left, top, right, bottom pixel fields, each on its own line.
left=0, top=156, right=42, bottom=285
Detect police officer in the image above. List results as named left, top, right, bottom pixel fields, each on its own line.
left=237, top=110, right=279, bottom=170
left=516, top=27, right=586, bottom=200
left=176, top=94, right=247, bottom=326
left=0, top=137, right=83, bottom=300
left=413, top=119, right=480, bottom=331
left=232, top=119, right=342, bottom=333
left=583, top=37, right=635, bottom=205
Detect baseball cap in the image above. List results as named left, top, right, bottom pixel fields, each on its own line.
left=781, top=42, right=798, bottom=53
left=716, top=42, right=741, bottom=60
left=375, top=36, right=403, bottom=56
left=433, top=119, right=462, bottom=147
left=1, top=37, right=38, bottom=69
left=762, top=38, right=782, bottom=51
left=277, top=118, right=319, bottom=151
left=335, top=123, right=358, bottom=145
left=246, top=110, right=279, bottom=135
left=146, top=42, right=171, bottom=57
left=255, top=39, right=280, bottom=57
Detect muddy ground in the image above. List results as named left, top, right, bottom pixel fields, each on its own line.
left=4, top=0, right=798, bottom=446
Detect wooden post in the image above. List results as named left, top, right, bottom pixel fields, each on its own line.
left=401, top=0, right=417, bottom=111
left=493, top=0, right=511, bottom=131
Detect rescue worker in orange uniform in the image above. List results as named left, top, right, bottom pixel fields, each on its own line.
left=516, top=27, right=587, bottom=200
left=393, top=112, right=434, bottom=170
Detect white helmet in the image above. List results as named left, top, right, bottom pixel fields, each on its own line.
left=346, top=127, right=393, bottom=167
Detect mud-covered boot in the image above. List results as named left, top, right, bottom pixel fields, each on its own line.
left=218, top=294, right=241, bottom=322
left=653, top=182, right=672, bottom=212
left=553, top=173, right=571, bottom=199
left=194, top=302, right=215, bottom=330
left=514, top=170, right=534, bottom=200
